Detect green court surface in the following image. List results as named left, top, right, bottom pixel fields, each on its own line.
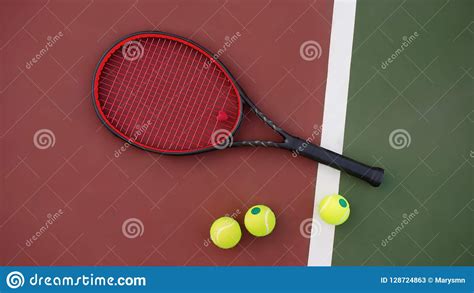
left=334, top=0, right=472, bottom=265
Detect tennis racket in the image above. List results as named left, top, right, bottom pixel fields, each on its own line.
left=92, top=31, right=384, bottom=187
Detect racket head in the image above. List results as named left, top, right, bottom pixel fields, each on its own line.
left=92, top=31, right=243, bottom=154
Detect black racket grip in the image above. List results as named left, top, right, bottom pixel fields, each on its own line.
left=291, top=138, right=384, bottom=187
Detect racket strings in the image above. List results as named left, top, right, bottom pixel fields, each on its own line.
left=132, top=40, right=192, bottom=139
left=145, top=44, right=205, bottom=147
left=99, top=65, right=232, bottom=108
left=100, top=78, right=237, bottom=147
left=102, top=39, right=189, bottom=139
left=106, top=38, right=157, bottom=131
left=105, top=38, right=153, bottom=127
left=100, top=90, right=238, bottom=126
left=104, top=48, right=212, bottom=77
left=97, top=36, right=240, bottom=151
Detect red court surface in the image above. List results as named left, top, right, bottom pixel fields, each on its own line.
left=1, top=0, right=333, bottom=265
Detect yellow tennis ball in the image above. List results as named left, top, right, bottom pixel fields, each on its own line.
left=244, top=205, right=276, bottom=237
left=319, top=194, right=350, bottom=225
left=210, top=217, right=242, bottom=249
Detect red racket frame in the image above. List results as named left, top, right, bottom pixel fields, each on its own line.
left=92, top=31, right=243, bottom=154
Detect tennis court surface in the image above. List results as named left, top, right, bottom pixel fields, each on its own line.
left=1, top=0, right=471, bottom=266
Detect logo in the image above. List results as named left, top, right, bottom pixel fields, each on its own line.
left=122, top=218, right=144, bottom=239
left=389, top=129, right=411, bottom=150
left=6, top=271, right=25, bottom=289
left=210, top=129, right=233, bottom=150
left=299, top=218, right=322, bottom=238
left=299, top=40, right=322, bottom=61
left=122, top=41, right=144, bottom=61
left=33, top=129, right=56, bottom=150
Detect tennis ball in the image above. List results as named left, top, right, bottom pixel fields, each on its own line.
left=318, top=194, right=350, bottom=225
left=210, top=217, right=242, bottom=249
left=244, top=205, right=276, bottom=237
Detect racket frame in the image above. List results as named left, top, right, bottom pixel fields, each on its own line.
left=92, top=31, right=243, bottom=155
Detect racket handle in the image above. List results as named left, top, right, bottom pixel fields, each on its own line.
left=290, top=138, right=384, bottom=187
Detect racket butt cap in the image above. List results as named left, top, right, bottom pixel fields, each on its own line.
left=367, top=167, right=384, bottom=187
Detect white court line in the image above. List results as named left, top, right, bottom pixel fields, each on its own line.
left=308, top=0, right=357, bottom=266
